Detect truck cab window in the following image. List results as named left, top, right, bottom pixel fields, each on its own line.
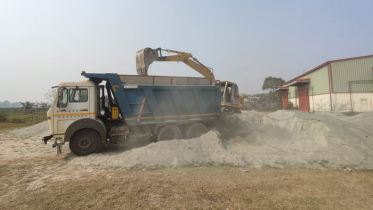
left=69, top=89, right=88, bottom=103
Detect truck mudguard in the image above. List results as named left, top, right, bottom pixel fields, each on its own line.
left=65, top=119, right=107, bottom=143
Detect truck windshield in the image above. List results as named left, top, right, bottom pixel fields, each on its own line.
left=69, top=89, right=88, bottom=103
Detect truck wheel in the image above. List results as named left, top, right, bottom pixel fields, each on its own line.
left=69, top=129, right=101, bottom=156
left=185, top=123, right=208, bottom=139
left=157, top=125, right=182, bottom=141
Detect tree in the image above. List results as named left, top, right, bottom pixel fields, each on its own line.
left=0, top=100, right=10, bottom=108
left=262, top=77, right=285, bottom=92
left=262, top=77, right=285, bottom=110
left=20, top=101, right=35, bottom=110
left=44, top=89, right=57, bottom=104
left=39, top=102, right=50, bottom=109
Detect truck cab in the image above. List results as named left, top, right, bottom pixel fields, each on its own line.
left=44, top=80, right=107, bottom=155
left=47, top=81, right=98, bottom=140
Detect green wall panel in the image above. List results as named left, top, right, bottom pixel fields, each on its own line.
left=285, top=65, right=329, bottom=98
left=332, top=57, right=373, bottom=93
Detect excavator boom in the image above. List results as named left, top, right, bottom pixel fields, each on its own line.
left=136, top=48, right=215, bottom=84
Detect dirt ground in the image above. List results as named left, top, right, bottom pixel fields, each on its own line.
left=2, top=110, right=373, bottom=209
left=1, top=157, right=373, bottom=210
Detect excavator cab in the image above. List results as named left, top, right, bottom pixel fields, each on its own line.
left=221, top=81, right=244, bottom=111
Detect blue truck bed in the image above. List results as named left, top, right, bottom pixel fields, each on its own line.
left=82, top=72, right=221, bottom=126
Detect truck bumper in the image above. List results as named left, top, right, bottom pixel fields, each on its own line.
left=42, top=135, right=53, bottom=144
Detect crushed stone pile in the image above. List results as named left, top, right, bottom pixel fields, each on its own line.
left=0, top=121, right=68, bottom=160
left=68, top=110, right=373, bottom=169
left=11, top=121, right=49, bottom=136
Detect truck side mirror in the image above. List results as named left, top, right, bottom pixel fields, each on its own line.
left=57, top=87, right=68, bottom=108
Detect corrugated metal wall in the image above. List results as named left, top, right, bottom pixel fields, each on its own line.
left=288, top=86, right=296, bottom=98
left=285, top=65, right=329, bottom=98
left=331, top=57, right=373, bottom=93
left=299, top=65, right=329, bottom=95
left=350, top=81, right=373, bottom=92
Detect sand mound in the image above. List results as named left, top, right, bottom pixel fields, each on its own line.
left=11, top=121, right=50, bottom=136
left=68, top=132, right=234, bottom=168
left=0, top=121, right=68, bottom=160
left=3, top=111, right=373, bottom=169
left=68, top=110, right=373, bottom=169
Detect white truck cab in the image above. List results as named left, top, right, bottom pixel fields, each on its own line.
left=44, top=80, right=99, bottom=151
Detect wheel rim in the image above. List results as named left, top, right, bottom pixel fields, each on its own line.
left=186, top=123, right=208, bottom=139
left=164, top=128, right=176, bottom=140
left=158, top=125, right=182, bottom=141
left=192, top=129, right=205, bottom=138
left=78, top=137, right=92, bottom=149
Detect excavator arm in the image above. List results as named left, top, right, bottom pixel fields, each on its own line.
left=136, top=48, right=215, bottom=84
left=136, top=47, right=244, bottom=110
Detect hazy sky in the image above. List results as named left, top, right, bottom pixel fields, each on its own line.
left=1, top=0, right=372, bottom=102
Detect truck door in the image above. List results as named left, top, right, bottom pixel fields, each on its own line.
left=54, top=87, right=91, bottom=135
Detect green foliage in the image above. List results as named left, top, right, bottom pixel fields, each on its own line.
left=240, top=93, right=248, bottom=98
left=268, top=91, right=282, bottom=103
left=0, top=107, right=47, bottom=130
left=0, top=122, right=36, bottom=130
left=262, top=77, right=285, bottom=92
left=0, top=114, right=8, bottom=122
left=261, top=77, right=285, bottom=111
left=247, top=101, right=257, bottom=109
left=249, top=93, right=281, bottom=111
left=18, top=101, right=49, bottom=111
left=39, top=102, right=50, bottom=109
left=285, top=101, right=298, bottom=110
left=20, top=101, right=35, bottom=110
left=343, top=111, right=359, bottom=116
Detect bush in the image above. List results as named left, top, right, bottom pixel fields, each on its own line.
left=0, top=114, right=8, bottom=122
left=285, top=101, right=298, bottom=110
left=12, top=119, right=26, bottom=123
left=343, top=111, right=359, bottom=116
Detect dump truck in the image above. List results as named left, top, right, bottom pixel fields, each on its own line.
left=43, top=72, right=222, bottom=155
left=43, top=47, right=246, bottom=156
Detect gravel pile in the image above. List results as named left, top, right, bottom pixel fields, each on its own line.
left=68, top=110, right=373, bottom=169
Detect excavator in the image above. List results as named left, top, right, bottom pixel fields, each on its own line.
left=136, top=47, right=245, bottom=112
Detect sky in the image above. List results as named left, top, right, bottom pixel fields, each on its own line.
left=1, top=0, right=373, bottom=102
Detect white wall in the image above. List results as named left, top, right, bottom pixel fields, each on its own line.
left=350, top=93, right=373, bottom=112
left=332, top=93, right=351, bottom=112
left=288, top=93, right=373, bottom=112
left=331, top=93, right=373, bottom=112
left=290, top=94, right=331, bottom=111
left=310, top=94, right=332, bottom=111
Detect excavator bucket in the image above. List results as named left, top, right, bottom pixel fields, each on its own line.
left=136, top=48, right=159, bottom=75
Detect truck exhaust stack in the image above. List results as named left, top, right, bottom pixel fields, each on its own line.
left=136, top=48, right=159, bottom=75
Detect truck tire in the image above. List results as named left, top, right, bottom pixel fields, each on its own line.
left=185, top=123, right=208, bottom=139
left=69, top=129, right=101, bottom=156
left=157, top=125, right=182, bottom=141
